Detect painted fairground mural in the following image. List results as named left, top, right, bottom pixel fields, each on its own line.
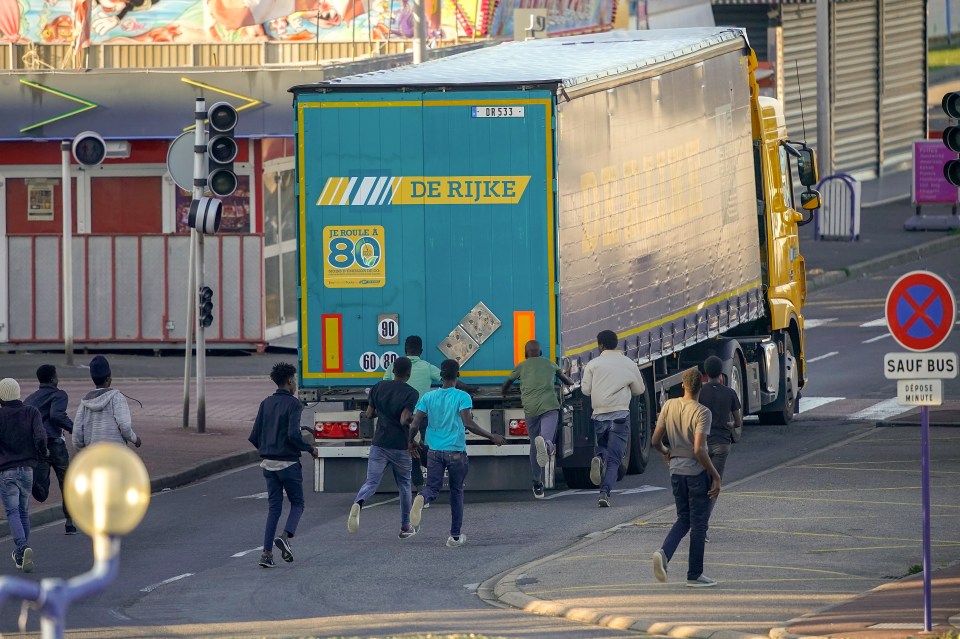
left=0, top=0, right=611, bottom=44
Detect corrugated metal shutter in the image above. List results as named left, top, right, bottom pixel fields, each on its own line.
left=780, top=4, right=818, bottom=150
left=832, top=0, right=879, bottom=178
left=879, top=0, right=926, bottom=172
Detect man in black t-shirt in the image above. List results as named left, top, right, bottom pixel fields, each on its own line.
left=347, top=357, right=420, bottom=539
left=698, top=356, right=743, bottom=537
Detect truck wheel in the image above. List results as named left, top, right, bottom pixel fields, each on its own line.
left=758, top=334, right=797, bottom=425
left=627, top=384, right=653, bottom=474
left=728, top=354, right=746, bottom=413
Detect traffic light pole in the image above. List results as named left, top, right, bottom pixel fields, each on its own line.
left=192, top=97, right=208, bottom=433
left=181, top=230, right=195, bottom=429
left=60, top=142, right=74, bottom=367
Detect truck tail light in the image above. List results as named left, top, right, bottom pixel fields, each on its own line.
left=315, top=421, right=360, bottom=439
left=508, top=419, right=527, bottom=436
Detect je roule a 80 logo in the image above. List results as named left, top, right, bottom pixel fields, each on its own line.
left=322, top=226, right=385, bottom=289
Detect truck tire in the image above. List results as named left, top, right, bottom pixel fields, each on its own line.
left=627, top=384, right=653, bottom=474
left=562, top=467, right=594, bottom=489
left=758, top=334, right=797, bottom=425
left=728, top=354, right=746, bottom=414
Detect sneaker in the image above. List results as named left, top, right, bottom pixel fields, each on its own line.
left=20, top=547, right=33, bottom=573
left=410, top=494, right=425, bottom=528
left=423, top=501, right=430, bottom=509
left=446, top=534, right=467, bottom=547
left=534, top=436, right=548, bottom=468
left=258, top=552, right=275, bottom=568
left=532, top=481, right=545, bottom=499
left=598, top=492, right=610, bottom=507
left=686, top=575, right=717, bottom=588
left=11, top=551, right=22, bottom=570
left=652, top=549, right=668, bottom=582
left=705, top=534, right=711, bottom=543
left=274, top=536, right=294, bottom=562
left=398, top=525, right=418, bottom=540
left=347, top=502, right=361, bottom=534
left=590, top=456, right=603, bottom=486
left=65, top=523, right=78, bottom=535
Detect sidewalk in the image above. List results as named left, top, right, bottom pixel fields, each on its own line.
left=0, top=377, right=272, bottom=538
left=489, top=425, right=960, bottom=639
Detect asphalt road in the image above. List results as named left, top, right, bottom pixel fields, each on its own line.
left=1, top=253, right=957, bottom=638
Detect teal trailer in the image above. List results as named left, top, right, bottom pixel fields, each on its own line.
left=292, top=28, right=815, bottom=491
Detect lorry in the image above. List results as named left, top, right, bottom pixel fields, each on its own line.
left=290, top=27, right=821, bottom=492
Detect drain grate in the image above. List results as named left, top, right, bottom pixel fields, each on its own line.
left=867, top=623, right=926, bottom=630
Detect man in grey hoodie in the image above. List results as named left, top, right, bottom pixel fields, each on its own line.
left=73, top=356, right=142, bottom=450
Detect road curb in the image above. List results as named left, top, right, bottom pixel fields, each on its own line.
left=0, top=449, right=258, bottom=538
left=808, top=233, right=960, bottom=292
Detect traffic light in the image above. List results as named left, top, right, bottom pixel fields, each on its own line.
left=943, top=92, right=960, bottom=187
left=206, top=102, right=238, bottom=197
left=72, top=131, right=106, bottom=167
left=198, top=286, right=214, bottom=328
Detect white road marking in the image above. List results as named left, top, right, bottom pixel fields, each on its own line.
left=616, top=486, right=666, bottom=495
left=232, top=547, right=262, bottom=558
left=108, top=609, right=132, bottom=622
left=863, top=333, right=892, bottom=344
left=543, top=489, right=584, bottom=500
left=464, top=583, right=480, bottom=591
left=848, top=398, right=913, bottom=422
left=140, top=573, right=194, bottom=593
left=805, top=318, right=838, bottom=328
left=806, top=351, right=839, bottom=363
left=235, top=492, right=268, bottom=500
left=799, top=397, right=844, bottom=413
left=543, top=486, right=664, bottom=500
left=363, top=496, right=400, bottom=509
left=860, top=318, right=887, bottom=328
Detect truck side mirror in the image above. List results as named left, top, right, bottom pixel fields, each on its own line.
left=797, top=148, right=818, bottom=187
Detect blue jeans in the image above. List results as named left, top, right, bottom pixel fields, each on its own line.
left=354, top=445, right=413, bottom=527
left=1, top=468, right=33, bottom=555
left=661, top=471, right=711, bottom=580
left=593, top=418, right=628, bottom=494
left=527, top=410, right=559, bottom=482
left=262, top=462, right=304, bottom=553
left=417, top=450, right=468, bottom=537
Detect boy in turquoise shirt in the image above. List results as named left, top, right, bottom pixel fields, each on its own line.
left=408, top=359, right=505, bottom=547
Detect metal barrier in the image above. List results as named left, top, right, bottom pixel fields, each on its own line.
left=5, top=234, right=264, bottom=347
left=813, top=173, right=861, bottom=241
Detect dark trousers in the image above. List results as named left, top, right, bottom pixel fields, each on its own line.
left=47, top=438, right=71, bottom=522
left=262, top=462, right=304, bottom=553
left=660, top=471, right=711, bottom=580
left=418, top=450, right=468, bottom=537
left=593, top=418, right=629, bottom=494
left=707, top=442, right=731, bottom=524
left=411, top=418, right=429, bottom=489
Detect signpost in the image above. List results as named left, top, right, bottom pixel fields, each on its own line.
left=884, top=270, right=957, bottom=632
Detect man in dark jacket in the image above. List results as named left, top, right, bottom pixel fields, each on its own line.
left=25, top=365, right=77, bottom=535
left=0, top=378, right=47, bottom=573
left=248, top=362, right=317, bottom=568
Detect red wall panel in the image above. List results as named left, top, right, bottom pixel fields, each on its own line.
left=91, top=177, right=162, bottom=233
left=5, top=177, right=78, bottom=235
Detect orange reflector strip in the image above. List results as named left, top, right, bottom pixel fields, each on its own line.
left=514, top=311, right=536, bottom=366
left=321, top=314, right=343, bottom=372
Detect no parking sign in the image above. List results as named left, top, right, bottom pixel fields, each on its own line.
left=885, top=271, right=956, bottom=352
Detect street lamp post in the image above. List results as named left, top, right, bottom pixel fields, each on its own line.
left=0, top=443, right=150, bottom=639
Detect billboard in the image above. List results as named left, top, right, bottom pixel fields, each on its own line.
left=488, top=0, right=614, bottom=38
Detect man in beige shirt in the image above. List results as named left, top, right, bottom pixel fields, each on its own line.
left=651, top=367, right=722, bottom=587
left=581, top=330, right=645, bottom=507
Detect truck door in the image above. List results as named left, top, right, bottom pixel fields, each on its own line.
left=419, top=90, right=557, bottom=384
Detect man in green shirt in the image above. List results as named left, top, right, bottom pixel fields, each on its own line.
left=502, top=340, right=574, bottom=498
left=383, top=336, right=441, bottom=493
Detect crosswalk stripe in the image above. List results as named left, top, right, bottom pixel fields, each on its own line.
left=807, top=351, right=839, bottom=363
left=799, top=397, right=844, bottom=412
left=860, top=318, right=887, bottom=328
left=848, top=398, right=912, bottom=422
left=863, top=333, right=891, bottom=344
left=805, top=318, right=837, bottom=328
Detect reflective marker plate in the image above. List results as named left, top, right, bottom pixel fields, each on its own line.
left=471, top=106, right=525, bottom=118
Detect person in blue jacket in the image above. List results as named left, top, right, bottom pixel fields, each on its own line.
left=248, top=362, right=318, bottom=568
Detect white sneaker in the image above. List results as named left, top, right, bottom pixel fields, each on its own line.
left=21, top=547, right=33, bottom=574
left=652, top=549, right=668, bottom=582
left=446, top=534, right=466, bottom=547
left=534, top=436, right=548, bottom=468
left=347, top=502, right=361, bottom=533
left=410, top=494, right=425, bottom=528
left=590, top=456, right=603, bottom=486
left=686, top=575, right=717, bottom=588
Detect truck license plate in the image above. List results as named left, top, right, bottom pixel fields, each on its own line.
left=471, top=106, right=525, bottom=118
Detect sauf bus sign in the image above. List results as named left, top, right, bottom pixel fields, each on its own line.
left=882, top=270, right=957, bottom=633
